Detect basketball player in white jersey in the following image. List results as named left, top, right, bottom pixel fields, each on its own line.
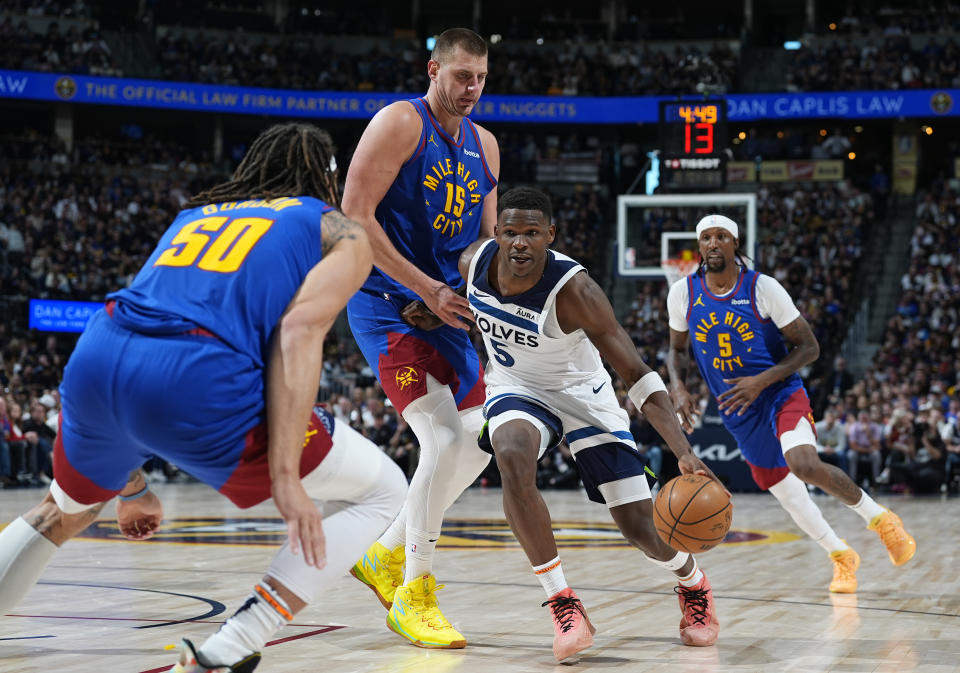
left=458, top=187, right=724, bottom=661
left=666, top=214, right=916, bottom=594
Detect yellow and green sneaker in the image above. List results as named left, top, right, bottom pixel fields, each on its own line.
left=387, top=573, right=466, bottom=649
left=350, top=541, right=404, bottom=609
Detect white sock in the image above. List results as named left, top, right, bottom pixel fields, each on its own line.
left=200, top=582, right=291, bottom=665
left=533, top=556, right=568, bottom=598
left=677, top=557, right=703, bottom=587
left=376, top=504, right=407, bottom=552
left=849, top=490, right=885, bottom=524
left=403, top=526, right=440, bottom=583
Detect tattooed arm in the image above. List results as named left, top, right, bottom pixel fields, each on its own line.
left=320, top=210, right=364, bottom=257
left=116, top=469, right=164, bottom=540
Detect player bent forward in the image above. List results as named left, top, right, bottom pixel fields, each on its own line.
left=0, top=123, right=407, bottom=673
left=459, top=187, right=726, bottom=661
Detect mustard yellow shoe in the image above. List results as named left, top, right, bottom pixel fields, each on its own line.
left=867, top=509, right=917, bottom=566
left=350, top=542, right=404, bottom=609
left=387, top=574, right=466, bottom=649
left=828, top=547, right=860, bottom=593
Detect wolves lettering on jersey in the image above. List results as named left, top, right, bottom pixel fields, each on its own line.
left=466, top=240, right=605, bottom=390
left=364, top=97, right=497, bottom=304
left=108, top=196, right=333, bottom=366
left=686, top=268, right=803, bottom=422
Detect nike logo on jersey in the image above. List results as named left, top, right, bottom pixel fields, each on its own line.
left=472, top=289, right=491, bottom=299
left=592, top=383, right=604, bottom=394
left=693, top=294, right=705, bottom=307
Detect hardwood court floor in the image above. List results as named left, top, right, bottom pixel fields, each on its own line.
left=1, top=484, right=957, bottom=673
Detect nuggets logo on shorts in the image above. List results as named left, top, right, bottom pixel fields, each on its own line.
left=395, top=366, right=420, bottom=390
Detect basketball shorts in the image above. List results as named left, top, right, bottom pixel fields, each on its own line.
left=481, top=378, right=650, bottom=507
left=347, top=289, right=485, bottom=414
left=723, top=386, right=817, bottom=490
left=52, top=309, right=334, bottom=512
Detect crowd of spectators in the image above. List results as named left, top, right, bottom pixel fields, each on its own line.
left=814, top=184, right=960, bottom=494
left=786, top=36, right=960, bottom=91
left=0, top=14, right=122, bottom=77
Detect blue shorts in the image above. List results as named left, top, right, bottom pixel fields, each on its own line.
left=55, top=309, right=333, bottom=508
left=347, top=290, right=484, bottom=414
left=723, top=386, right=815, bottom=489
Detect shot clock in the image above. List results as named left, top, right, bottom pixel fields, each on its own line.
left=658, top=100, right=728, bottom=191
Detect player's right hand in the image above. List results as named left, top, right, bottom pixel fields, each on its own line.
left=424, top=284, right=474, bottom=330
left=272, top=475, right=326, bottom=569
left=670, top=387, right=700, bottom=434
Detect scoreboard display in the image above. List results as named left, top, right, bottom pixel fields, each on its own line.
left=658, top=100, right=727, bottom=191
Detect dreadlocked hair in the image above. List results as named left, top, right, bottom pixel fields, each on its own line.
left=185, top=123, right=340, bottom=208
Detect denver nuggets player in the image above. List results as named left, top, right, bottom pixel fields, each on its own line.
left=342, top=28, right=498, bottom=648
left=461, top=187, right=723, bottom=661
left=667, top=214, right=916, bottom=594
left=0, top=124, right=407, bottom=673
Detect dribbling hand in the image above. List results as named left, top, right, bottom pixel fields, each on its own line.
left=116, top=490, right=163, bottom=540
left=272, top=475, right=326, bottom=569
left=677, top=454, right=731, bottom=498
left=423, top=284, right=474, bottom=330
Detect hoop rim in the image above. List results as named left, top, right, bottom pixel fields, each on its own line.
left=660, top=257, right=699, bottom=284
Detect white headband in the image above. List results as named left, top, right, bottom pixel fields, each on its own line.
left=695, top=214, right=739, bottom=241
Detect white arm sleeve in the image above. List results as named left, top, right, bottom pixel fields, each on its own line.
left=666, top=278, right=689, bottom=332
left=754, top=274, right=801, bottom=328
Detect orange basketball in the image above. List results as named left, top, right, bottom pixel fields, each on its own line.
left=653, top=474, right=732, bottom=553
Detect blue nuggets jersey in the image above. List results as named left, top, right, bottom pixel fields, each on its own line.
left=685, top=268, right=803, bottom=429
left=109, top=196, right=334, bottom=366
left=362, top=97, right=497, bottom=303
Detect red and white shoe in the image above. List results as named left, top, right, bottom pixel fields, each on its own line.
left=542, top=588, right=597, bottom=661
left=168, top=639, right=260, bottom=672
left=675, top=574, right=719, bottom=647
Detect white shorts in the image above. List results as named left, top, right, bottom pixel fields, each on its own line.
left=483, top=379, right=651, bottom=507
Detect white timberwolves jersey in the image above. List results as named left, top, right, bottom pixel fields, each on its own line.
left=466, top=239, right=608, bottom=391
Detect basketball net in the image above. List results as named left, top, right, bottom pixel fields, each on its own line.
left=661, top=256, right=699, bottom=285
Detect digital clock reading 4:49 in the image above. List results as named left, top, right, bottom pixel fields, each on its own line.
left=659, top=100, right=727, bottom=159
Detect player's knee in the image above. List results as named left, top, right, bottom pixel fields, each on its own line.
left=491, top=425, right=539, bottom=483
left=785, top=453, right=820, bottom=483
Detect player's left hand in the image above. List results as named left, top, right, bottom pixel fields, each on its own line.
left=272, top=476, right=326, bottom=569
left=718, top=374, right=769, bottom=416
left=116, top=490, right=164, bottom=540
left=677, top=454, right=731, bottom=498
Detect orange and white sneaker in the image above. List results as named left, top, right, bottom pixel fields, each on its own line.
left=168, top=638, right=260, bottom=673
left=675, top=574, right=719, bottom=647
left=867, top=508, right=917, bottom=566
left=829, top=547, right=860, bottom=593
left=542, top=588, right=596, bottom=661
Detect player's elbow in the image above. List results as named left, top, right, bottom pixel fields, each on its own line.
left=805, top=339, right=820, bottom=364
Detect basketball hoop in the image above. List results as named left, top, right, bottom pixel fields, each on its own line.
left=661, top=257, right=699, bottom=285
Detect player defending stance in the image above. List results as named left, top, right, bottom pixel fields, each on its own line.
left=343, top=28, right=498, bottom=648
left=460, top=187, right=723, bottom=660
left=0, top=124, right=407, bottom=672
left=667, top=214, right=916, bottom=594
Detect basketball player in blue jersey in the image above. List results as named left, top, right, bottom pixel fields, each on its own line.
left=460, top=187, right=724, bottom=661
left=0, top=124, right=407, bottom=673
left=342, top=28, right=498, bottom=648
left=666, top=214, right=916, bottom=595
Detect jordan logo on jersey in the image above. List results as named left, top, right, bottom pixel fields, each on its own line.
left=693, top=294, right=705, bottom=308
left=395, top=366, right=420, bottom=390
